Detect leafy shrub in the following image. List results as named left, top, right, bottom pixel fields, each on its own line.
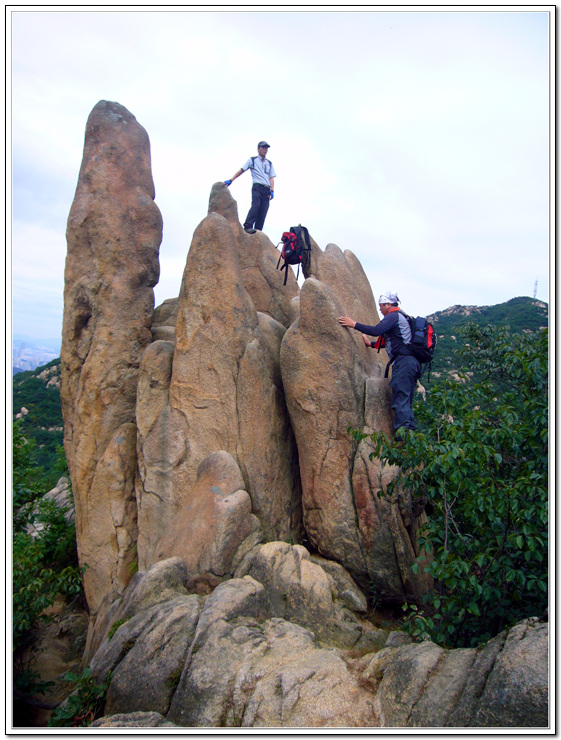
left=13, top=499, right=85, bottom=654
left=13, top=422, right=85, bottom=657
left=12, top=421, right=49, bottom=511
left=354, top=323, right=548, bottom=648
left=48, top=668, right=111, bottom=727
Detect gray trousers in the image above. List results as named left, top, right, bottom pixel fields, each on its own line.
left=390, top=354, right=422, bottom=432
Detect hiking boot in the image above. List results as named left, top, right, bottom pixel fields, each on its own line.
left=244, top=228, right=257, bottom=234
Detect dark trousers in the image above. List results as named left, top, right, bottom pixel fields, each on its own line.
left=244, top=183, right=271, bottom=231
left=390, top=354, right=422, bottom=432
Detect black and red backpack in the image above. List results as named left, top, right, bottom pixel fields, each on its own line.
left=374, top=310, right=437, bottom=380
left=405, top=314, right=437, bottom=365
left=276, top=224, right=312, bottom=285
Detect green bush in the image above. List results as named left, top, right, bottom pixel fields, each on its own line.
left=13, top=499, right=85, bottom=655
left=354, top=323, right=548, bottom=648
left=13, top=421, right=85, bottom=658
left=12, top=421, right=49, bottom=511
left=48, top=668, right=111, bottom=727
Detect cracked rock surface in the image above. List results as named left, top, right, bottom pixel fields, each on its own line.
left=90, top=558, right=548, bottom=729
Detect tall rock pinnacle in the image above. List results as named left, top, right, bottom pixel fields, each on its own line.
left=61, top=100, right=163, bottom=623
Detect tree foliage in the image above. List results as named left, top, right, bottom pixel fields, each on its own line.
left=12, top=423, right=84, bottom=658
left=355, top=323, right=548, bottom=648
left=12, top=360, right=64, bottom=487
left=48, top=668, right=111, bottom=727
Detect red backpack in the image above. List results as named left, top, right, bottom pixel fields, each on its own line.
left=276, top=224, right=311, bottom=285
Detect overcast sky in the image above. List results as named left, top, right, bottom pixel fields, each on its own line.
left=9, top=7, right=552, bottom=344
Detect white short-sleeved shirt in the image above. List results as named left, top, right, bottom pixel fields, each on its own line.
left=242, top=156, right=276, bottom=187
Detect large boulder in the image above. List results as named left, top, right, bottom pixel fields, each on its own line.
left=61, top=100, right=162, bottom=618
left=135, top=211, right=302, bottom=571
left=150, top=298, right=178, bottom=343
left=88, top=559, right=548, bottom=729
left=92, top=563, right=377, bottom=727
left=153, top=451, right=261, bottom=579
left=234, top=541, right=381, bottom=649
left=280, top=275, right=428, bottom=597
left=91, top=595, right=202, bottom=717
left=357, top=617, right=549, bottom=728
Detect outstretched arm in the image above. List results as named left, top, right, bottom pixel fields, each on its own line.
left=340, top=314, right=388, bottom=341
left=224, top=168, right=244, bottom=185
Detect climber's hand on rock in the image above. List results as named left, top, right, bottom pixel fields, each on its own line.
left=338, top=316, right=356, bottom=328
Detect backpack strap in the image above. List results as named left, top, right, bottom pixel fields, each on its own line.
left=300, top=225, right=311, bottom=247
left=382, top=309, right=408, bottom=377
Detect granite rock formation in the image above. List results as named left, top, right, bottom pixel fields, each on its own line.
left=61, top=100, right=162, bottom=627
left=58, top=102, right=548, bottom=728
left=87, top=557, right=548, bottom=728
left=134, top=207, right=303, bottom=573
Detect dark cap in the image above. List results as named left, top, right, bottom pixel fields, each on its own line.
left=257, top=141, right=270, bottom=148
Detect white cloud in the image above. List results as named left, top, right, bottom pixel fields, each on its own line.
left=9, top=8, right=551, bottom=339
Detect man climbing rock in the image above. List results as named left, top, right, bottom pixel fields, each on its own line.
left=339, top=292, right=422, bottom=438
left=224, top=141, right=276, bottom=233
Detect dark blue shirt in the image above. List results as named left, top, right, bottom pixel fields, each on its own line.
left=355, top=310, right=412, bottom=361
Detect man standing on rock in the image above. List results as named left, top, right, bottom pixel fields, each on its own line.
left=224, top=141, right=276, bottom=234
left=338, top=292, right=422, bottom=439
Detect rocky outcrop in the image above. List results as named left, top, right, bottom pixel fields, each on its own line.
left=354, top=617, right=549, bottom=727
left=57, top=102, right=547, bottom=729
left=234, top=541, right=379, bottom=650
left=92, top=712, right=178, bottom=728
left=135, top=207, right=302, bottom=571
left=63, top=101, right=429, bottom=634
left=24, top=477, right=74, bottom=537
left=61, top=100, right=162, bottom=620
left=280, top=276, right=429, bottom=596
left=153, top=451, right=261, bottom=579
left=208, top=183, right=299, bottom=328
left=88, top=557, right=548, bottom=728
left=90, top=557, right=378, bottom=727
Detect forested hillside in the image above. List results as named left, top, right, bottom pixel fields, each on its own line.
left=12, top=358, right=63, bottom=488
left=428, top=296, right=548, bottom=376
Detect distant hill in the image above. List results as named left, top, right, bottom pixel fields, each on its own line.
left=428, top=296, right=548, bottom=376
left=12, top=358, right=63, bottom=486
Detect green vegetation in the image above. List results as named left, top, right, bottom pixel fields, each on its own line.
left=13, top=420, right=49, bottom=512
left=12, top=421, right=85, bottom=706
left=13, top=359, right=64, bottom=488
left=352, top=322, right=548, bottom=648
left=13, top=498, right=84, bottom=653
left=48, top=668, right=112, bottom=727
left=107, top=618, right=128, bottom=640
left=429, top=296, right=548, bottom=376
